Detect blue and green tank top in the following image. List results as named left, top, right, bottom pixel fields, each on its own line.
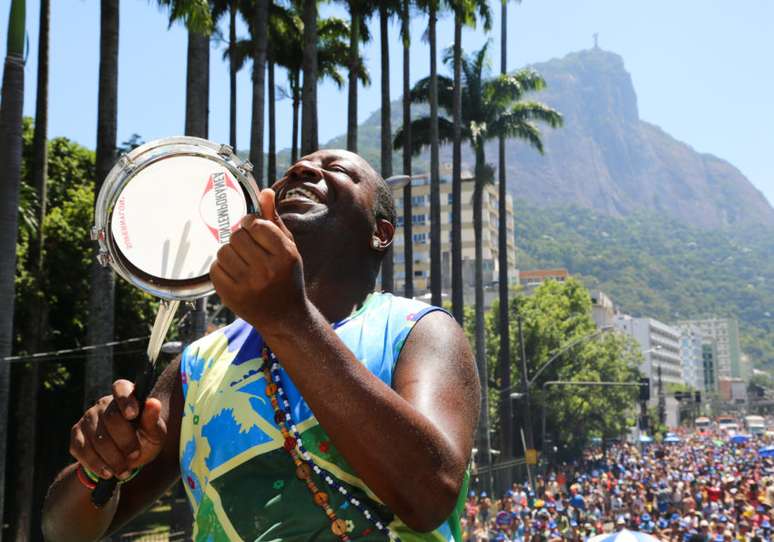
left=179, top=292, right=468, bottom=541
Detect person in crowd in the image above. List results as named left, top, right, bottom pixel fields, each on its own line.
left=462, top=422, right=774, bottom=542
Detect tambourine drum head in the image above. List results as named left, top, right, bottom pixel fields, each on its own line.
left=109, top=155, right=247, bottom=284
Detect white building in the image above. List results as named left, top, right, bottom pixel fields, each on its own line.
left=391, top=168, right=517, bottom=303
left=613, top=314, right=683, bottom=387
left=676, top=318, right=742, bottom=380
left=678, top=325, right=706, bottom=391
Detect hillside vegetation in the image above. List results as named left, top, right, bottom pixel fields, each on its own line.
left=514, top=201, right=774, bottom=370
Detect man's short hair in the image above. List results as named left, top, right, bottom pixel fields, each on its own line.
left=373, top=175, right=396, bottom=226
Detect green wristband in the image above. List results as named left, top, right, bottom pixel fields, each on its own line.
left=82, top=465, right=141, bottom=484
left=118, top=467, right=142, bottom=484
left=81, top=465, right=102, bottom=484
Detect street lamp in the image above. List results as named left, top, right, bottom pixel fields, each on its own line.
left=496, top=324, right=615, bottom=487
left=382, top=175, right=412, bottom=294
left=642, top=345, right=665, bottom=426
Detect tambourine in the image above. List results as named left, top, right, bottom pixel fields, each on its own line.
left=89, top=136, right=260, bottom=506
left=92, top=136, right=260, bottom=300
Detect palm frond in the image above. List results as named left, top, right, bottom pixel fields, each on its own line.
left=482, top=73, right=526, bottom=108
left=511, top=68, right=548, bottom=93
left=223, top=37, right=254, bottom=72
left=393, top=115, right=455, bottom=155
left=408, top=75, right=454, bottom=113
left=489, top=116, right=545, bottom=153
left=508, top=101, right=563, bottom=129
left=319, top=17, right=351, bottom=41
left=157, top=0, right=213, bottom=34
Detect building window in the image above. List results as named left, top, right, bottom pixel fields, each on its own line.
left=413, top=214, right=426, bottom=225
left=396, top=216, right=404, bottom=226
left=447, top=193, right=454, bottom=204
left=413, top=232, right=427, bottom=244
left=414, top=270, right=424, bottom=277
left=411, top=195, right=425, bottom=206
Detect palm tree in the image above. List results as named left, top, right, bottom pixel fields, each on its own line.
left=427, top=0, right=441, bottom=308
left=301, top=0, right=318, bottom=155
left=449, top=0, right=491, bottom=326
left=0, top=0, right=26, bottom=532
left=267, top=2, right=276, bottom=184
left=399, top=0, right=413, bottom=298
left=13, top=1, right=48, bottom=538
left=394, top=41, right=561, bottom=488
left=249, top=0, right=268, bottom=188
left=212, top=0, right=239, bottom=149
left=496, top=0, right=520, bottom=462
left=84, top=0, right=119, bottom=409
left=157, top=1, right=213, bottom=341
left=340, top=0, right=373, bottom=152
left=233, top=3, right=357, bottom=163
left=378, top=0, right=400, bottom=292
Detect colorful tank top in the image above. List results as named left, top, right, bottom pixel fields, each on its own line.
left=179, top=292, right=468, bottom=541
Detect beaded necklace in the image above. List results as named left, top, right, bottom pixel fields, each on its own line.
left=262, top=347, right=400, bottom=542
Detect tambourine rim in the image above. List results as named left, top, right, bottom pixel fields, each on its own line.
left=94, top=136, right=260, bottom=301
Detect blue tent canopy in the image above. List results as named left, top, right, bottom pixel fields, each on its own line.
left=759, top=446, right=774, bottom=458
left=730, top=434, right=751, bottom=444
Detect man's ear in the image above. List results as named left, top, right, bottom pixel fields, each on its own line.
left=371, top=218, right=395, bottom=252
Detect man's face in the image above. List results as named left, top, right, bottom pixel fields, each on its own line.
left=271, top=149, right=379, bottom=238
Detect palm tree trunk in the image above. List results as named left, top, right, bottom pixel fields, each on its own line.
left=346, top=6, right=360, bottom=152
left=228, top=0, right=237, bottom=149
left=85, top=0, right=119, bottom=408
left=450, top=12, right=463, bottom=324
left=428, top=0, right=442, bottom=307
left=268, top=57, right=276, bottom=182
left=183, top=27, right=210, bottom=343
left=301, top=0, right=318, bottom=155
left=250, top=0, right=268, bottom=188
left=184, top=29, right=209, bottom=138
left=473, top=142, right=493, bottom=495
left=14, top=1, right=48, bottom=538
left=497, top=0, right=512, bottom=460
left=291, top=74, right=300, bottom=163
left=400, top=0, right=413, bottom=299
left=379, top=4, right=394, bottom=292
left=0, top=1, right=26, bottom=533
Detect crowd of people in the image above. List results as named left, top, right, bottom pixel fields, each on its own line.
left=464, top=424, right=774, bottom=542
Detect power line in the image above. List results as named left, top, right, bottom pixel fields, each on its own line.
left=1, top=336, right=150, bottom=363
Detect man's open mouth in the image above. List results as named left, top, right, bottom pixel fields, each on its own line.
left=278, top=186, right=324, bottom=205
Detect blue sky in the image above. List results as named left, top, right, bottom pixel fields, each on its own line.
left=2, top=0, right=773, bottom=205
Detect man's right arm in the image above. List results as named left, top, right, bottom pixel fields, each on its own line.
left=42, top=354, right=184, bottom=542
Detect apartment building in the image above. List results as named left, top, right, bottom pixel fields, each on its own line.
left=676, top=318, right=742, bottom=380
left=613, top=314, right=683, bottom=387
left=391, top=170, right=517, bottom=299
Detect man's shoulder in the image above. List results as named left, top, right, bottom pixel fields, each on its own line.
left=367, top=292, right=450, bottom=323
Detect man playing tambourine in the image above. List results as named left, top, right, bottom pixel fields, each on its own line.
left=43, top=149, right=480, bottom=542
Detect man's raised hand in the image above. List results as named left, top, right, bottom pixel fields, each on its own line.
left=210, top=188, right=309, bottom=334
left=69, top=380, right=167, bottom=480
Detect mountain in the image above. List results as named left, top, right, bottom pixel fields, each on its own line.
left=271, top=47, right=774, bottom=367
left=313, top=47, right=774, bottom=231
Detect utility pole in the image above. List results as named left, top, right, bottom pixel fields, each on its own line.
left=658, top=365, right=666, bottom=426
left=517, top=315, right=535, bottom=486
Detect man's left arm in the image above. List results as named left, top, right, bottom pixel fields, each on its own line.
left=262, top=305, right=480, bottom=532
